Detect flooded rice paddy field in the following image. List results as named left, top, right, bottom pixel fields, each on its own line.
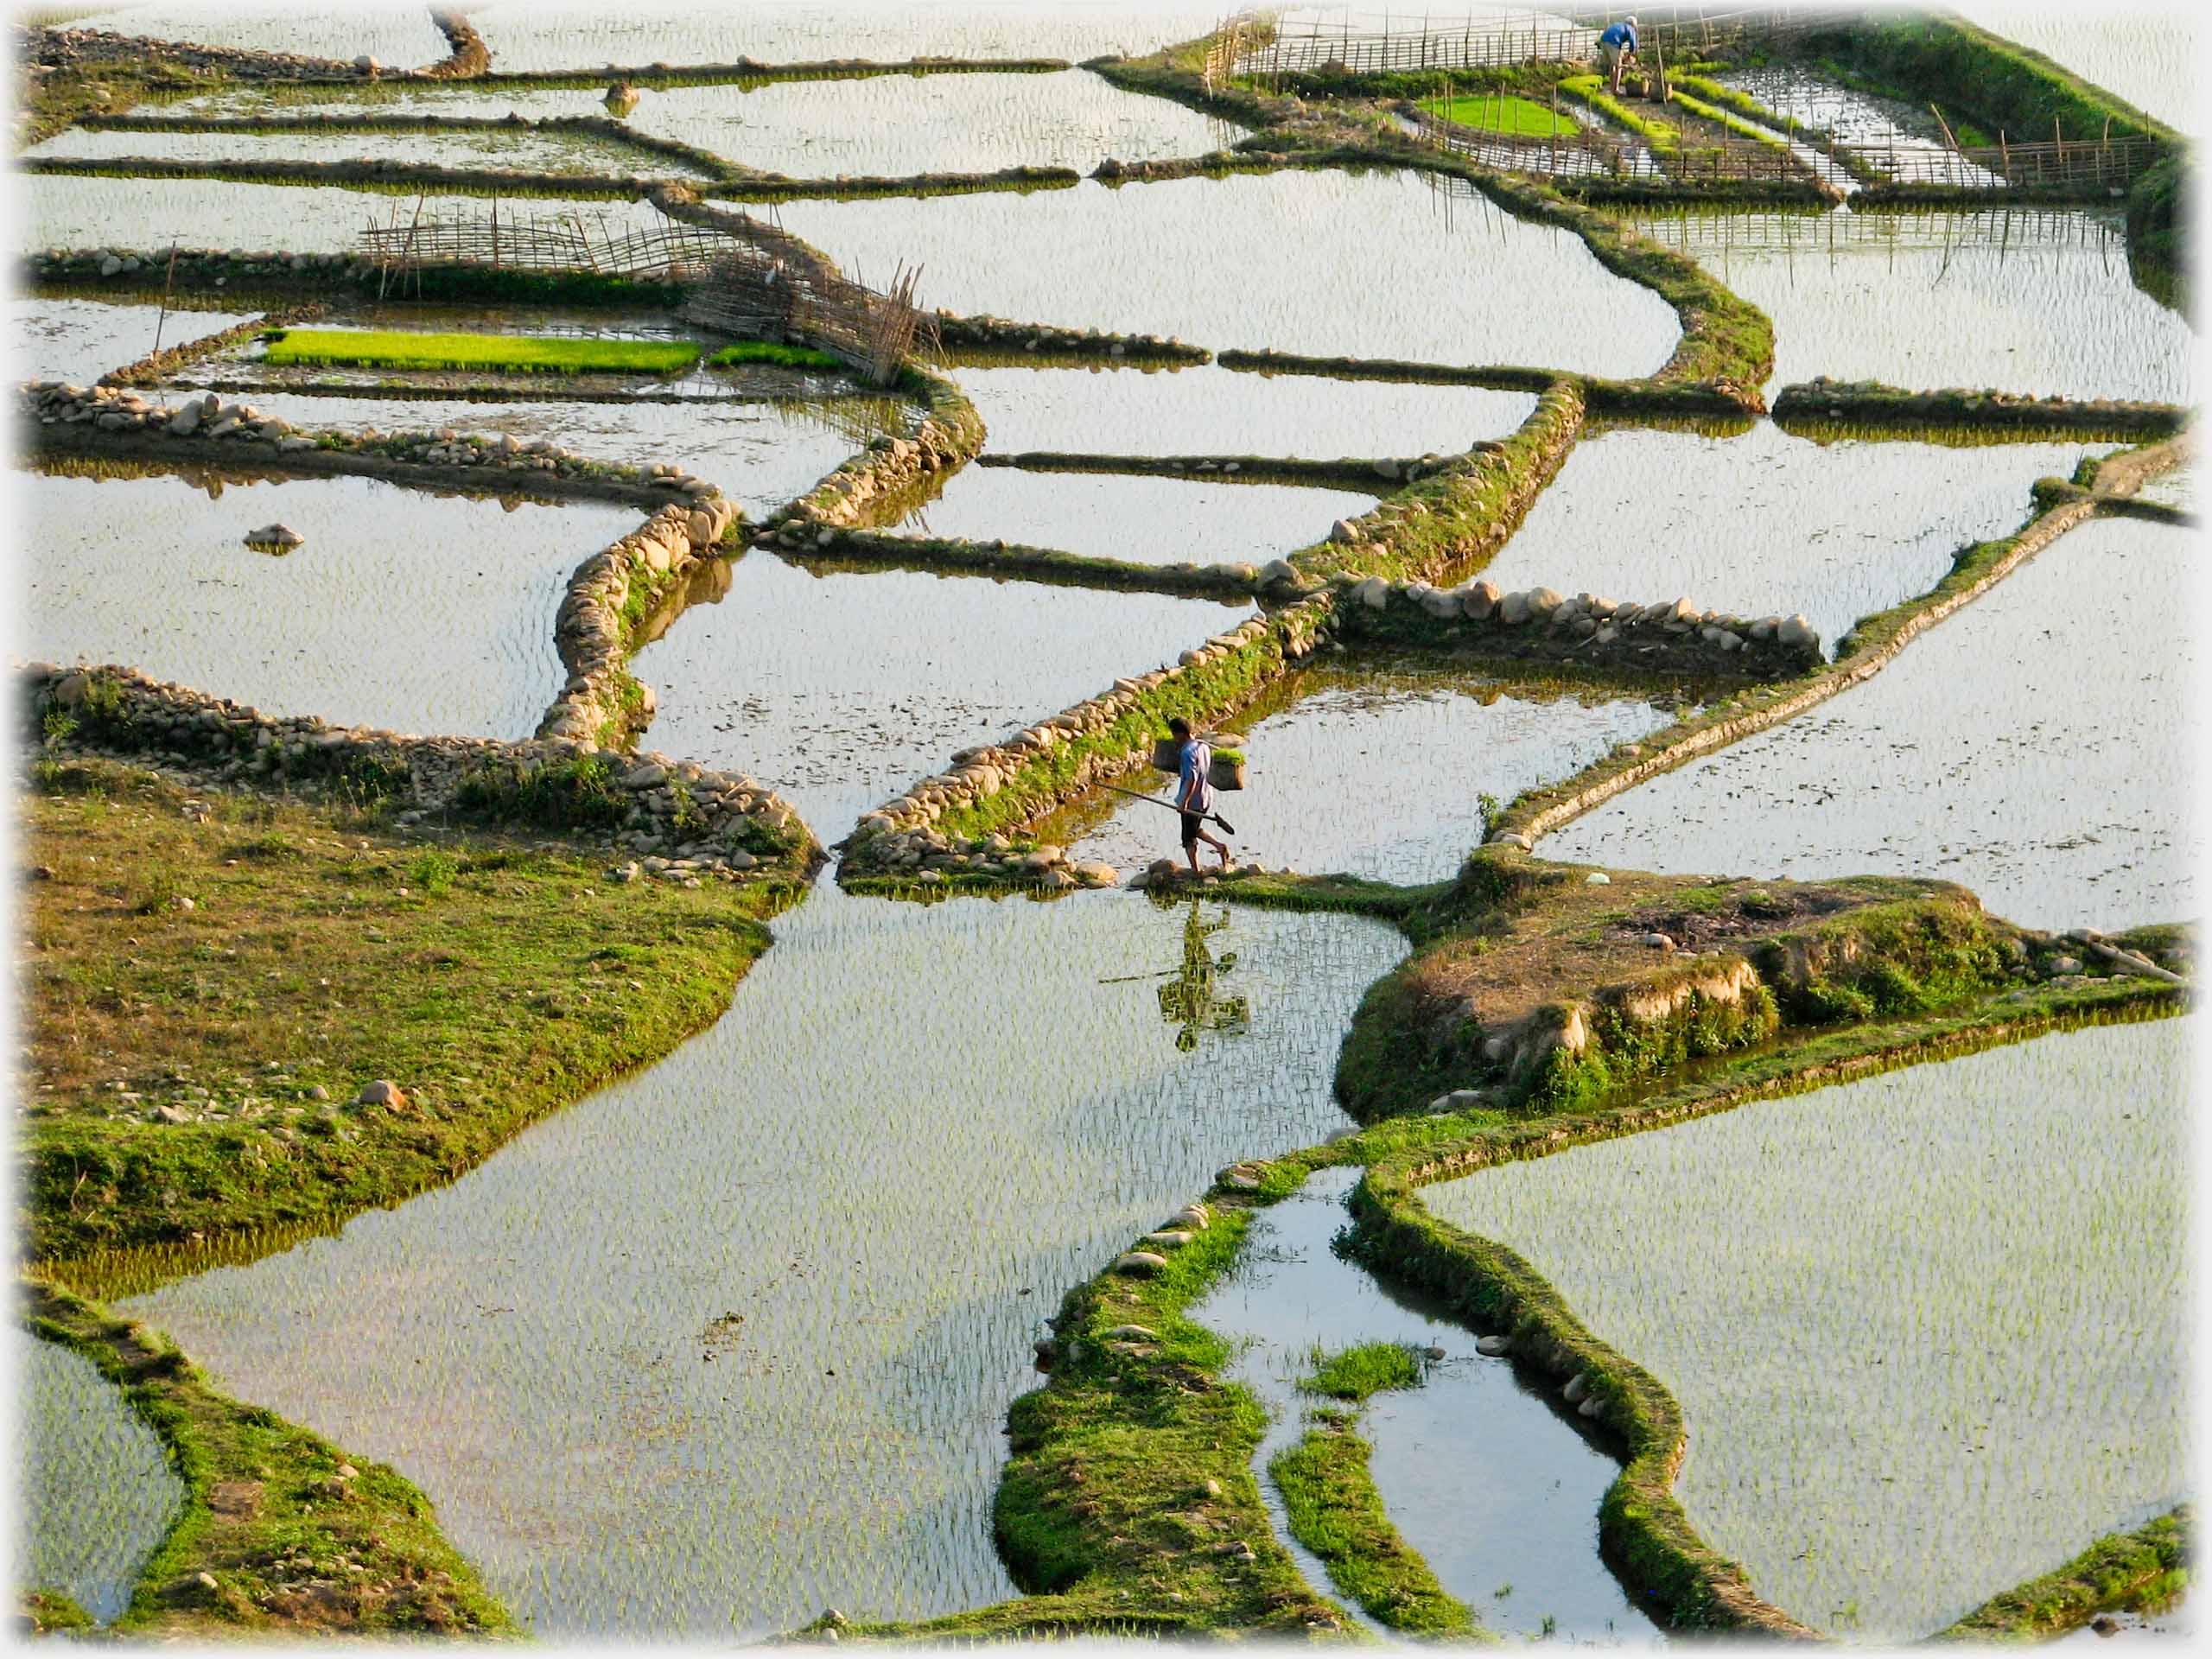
left=772, top=170, right=1683, bottom=372
left=26, top=467, right=638, bottom=741
left=1479, top=421, right=2108, bottom=650
left=1035, top=653, right=1677, bottom=886
left=163, top=72, right=1236, bottom=176
left=1712, top=67, right=2002, bottom=186
left=893, top=465, right=1375, bottom=568
left=1423, top=1020, right=2190, bottom=1643
left=1544, top=516, right=2193, bottom=931
left=460, top=3, right=1226, bottom=72
left=950, top=362, right=1538, bottom=456
left=123, top=885, right=1407, bottom=1638
left=63, top=3, right=450, bottom=67
left=16, top=1333, right=184, bottom=1625
left=22, top=176, right=678, bottom=255
left=629, top=552, right=1252, bottom=836
left=184, top=389, right=886, bottom=519
left=1196, top=1166, right=1663, bottom=1643
left=1632, top=208, right=2191, bottom=400
left=24, top=119, right=719, bottom=178
left=8, top=295, right=258, bottom=385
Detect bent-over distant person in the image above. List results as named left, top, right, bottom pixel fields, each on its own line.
left=1599, top=15, right=1638, bottom=94
left=1169, top=717, right=1231, bottom=874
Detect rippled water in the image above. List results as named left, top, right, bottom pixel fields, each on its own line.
left=22, top=176, right=679, bottom=254
left=895, top=465, right=1374, bottom=567
left=62, top=3, right=448, bottom=67
left=26, top=118, right=715, bottom=176
left=7, top=296, right=259, bottom=385
left=169, top=388, right=885, bottom=518
left=16, top=1334, right=183, bottom=1624
left=463, top=1, right=1228, bottom=70
left=1630, top=207, right=2191, bottom=400
left=1192, top=1166, right=1665, bottom=1643
left=26, top=467, right=638, bottom=739
left=1036, top=652, right=1675, bottom=885
left=952, top=362, right=1538, bottom=455
left=1544, top=516, right=2194, bottom=931
left=773, top=170, right=1681, bottom=372
left=123, top=883, right=1406, bottom=1639
left=1481, top=421, right=2110, bottom=650
left=1713, top=67, right=2002, bottom=187
left=629, top=549, right=1251, bottom=836
left=1424, top=1020, right=2190, bottom=1643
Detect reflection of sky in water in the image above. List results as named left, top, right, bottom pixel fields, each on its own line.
left=631, top=550, right=1251, bottom=837
left=1547, top=516, right=2194, bottom=931
left=27, top=468, right=637, bottom=739
left=17, top=1334, right=184, bottom=1625
left=895, top=466, right=1375, bottom=568
left=775, top=171, right=1681, bottom=374
left=1632, top=208, right=2190, bottom=400
left=1427, top=1020, right=2189, bottom=1643
left=1481, top=421, right=2116, bottom=651
left=65, top=3, right=448, bottom=66
left=126, top=883, right=1405, bottom=1639
left=1192, top=1166, right=1665, bottom=1643
left=1039, top=654, right=1675, bottom=886
left=954, top=364, right=1536, bottom=455
left=8, top=296, right=258, bottom=385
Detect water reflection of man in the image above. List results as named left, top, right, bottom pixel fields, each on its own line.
left=1159, top=902, right=1250, bottom=1052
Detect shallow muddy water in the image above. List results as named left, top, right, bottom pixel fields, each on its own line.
left=123, top=882, right=1406, bottom=1639
left=463, top=2, right=1226, bottom=71
left=22, top=175, right=677, bottom=256
left=1544, top=516, right=2193, bottom=931
left=26, top=119, right=715, bottom=177
left=7, top=295, right=259, bottom=385
left=1192, top=1166, right=1664, bottom=1643
left=895, top=465, right=1374, bottom=568
left=1423, top=1019, right=2190, bottom=1643
left=173, top=388, right=887, bottom=518
left=64, top=3, right=448, bottom=67
left=1036, top=653, right=1675, bottom=886
left=629, top=550, right=1251, bottom=836
left=1630, top=207, right=2191, bottom=400
left=1481, top=421, right=2108, bottom=650
left=773, top=170, right=1681, bottom=373
left=951, top=362, right=1537, bottom=456
left=25, top=467, right=637, bottom=739
left=16, top=1333, right=183, bottom=1624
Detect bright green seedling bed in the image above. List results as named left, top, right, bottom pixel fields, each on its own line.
left=1427, top=93, right=1581, bottom=137
left=707, top=340, right=845, bottom=370
left=1423, top=1019, right=2189, bottom=1643
left=262, top=327, right=703, bottom=375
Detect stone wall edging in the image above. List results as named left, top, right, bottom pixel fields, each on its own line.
left=768, top=364, right=988, bottom=533
left=1773, top=376, right=2190, bottom=436
left=100, top=305, right=323, bottom=388
left=22, top=663, right=815, bottom=878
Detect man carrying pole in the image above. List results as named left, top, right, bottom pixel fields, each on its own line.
left=1169, top=717, right=1233, bottom=874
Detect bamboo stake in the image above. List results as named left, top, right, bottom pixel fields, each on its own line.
left=150, top=242, right=178, bottom=359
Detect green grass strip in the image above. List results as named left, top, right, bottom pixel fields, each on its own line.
left=1669, top=88, right=1793, bottom=149
left=1936, top=1506, right=2191, bottom=1641
left=707, top=340, right=844, bottom=370
left=1299, top=1340, right=1422, bottom=1403
left=1269, top=1425, right=1482, bottom=1637
left=263, top=327, right=701, bottom=375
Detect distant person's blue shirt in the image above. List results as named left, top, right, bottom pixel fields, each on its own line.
left=1599, top=22, right=1637, bottom=48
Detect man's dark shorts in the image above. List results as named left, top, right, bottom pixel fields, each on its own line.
left=1179, top=810, right=1205, bottom=845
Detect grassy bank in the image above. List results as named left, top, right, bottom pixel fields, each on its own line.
left=707, top=340, right=842, bottom=369
left=22, top=755, right=798, bottom=1277
left=24, top=1279, right=513, bottom=1637
left=1936, top=1506, right=2190, bottom=1641
left=264, top=327, right=702, bottom=375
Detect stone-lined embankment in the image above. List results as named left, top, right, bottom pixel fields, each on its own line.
left=933, top=311, right=1211, bottom=363
left=24, top=664, right=818, bottom=880
left=1328, top=575, right=1823, bottom=678
left=977, top=449, right=1428, bottom=491
left=768, top=366, right=985, bottom=530
left=1774, top=376, right=2189, bottom=437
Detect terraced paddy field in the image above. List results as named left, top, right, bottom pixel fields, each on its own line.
left=1422, top=1020, right=2190, bottom=1643
left=13, top=2, right=2195, bottom=1645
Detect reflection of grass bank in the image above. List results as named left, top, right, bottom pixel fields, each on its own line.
left=265, top=327, right=700, bottom=375
left=25, top=1278, right=512, bottom=1637
left=24, top=755, right=798, bottom=1278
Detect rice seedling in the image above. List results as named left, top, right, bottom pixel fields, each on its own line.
left=264, top=327, right=703, bottom=376
left=26, top=468, right=637, bottom=741
left=707, top=340, right=845, bottom=370
left=1423, top=1020, right=2190, bottom=1643
left=1429, top=93, right=1580, bottom=138
left=16, top=1334, right=184, bottom=1624
left=1545, top=518, right=2193, bottom=932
